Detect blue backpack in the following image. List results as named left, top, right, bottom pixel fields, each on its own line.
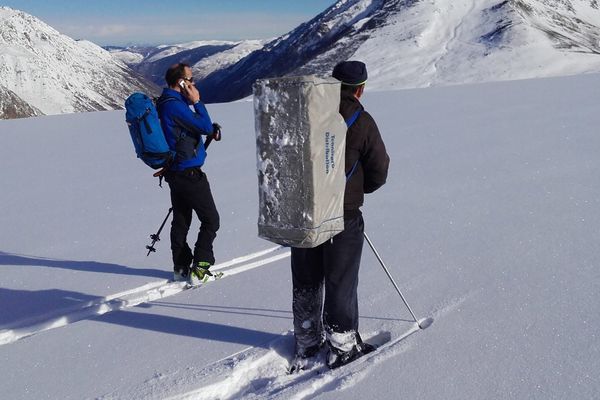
left=125, top=93, right=174, bottom=169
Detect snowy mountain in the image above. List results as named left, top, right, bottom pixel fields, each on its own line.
left=109, top=40, right=265, bottom=86
left=190, top=40, right=266, bottom=81
left=0, top=7, right=159, bottom=118
left=0, top=83, right=42, bottom=119
left=1, top=72, right=599, bottom=399
left=105, top=45, right=153, bottom=66
left=4, top=1, right=598, bottom=115
left=197, top=0, right=600, bottom=103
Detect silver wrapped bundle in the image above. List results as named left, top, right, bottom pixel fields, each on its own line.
left=253, top=75, right=347, bottom=248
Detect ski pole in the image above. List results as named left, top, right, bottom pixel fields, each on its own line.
left=146, top=207, right=173, bottom=256
left=204, top=135, right=213, bottom=150
left=363, top=232, right=433, bottom=330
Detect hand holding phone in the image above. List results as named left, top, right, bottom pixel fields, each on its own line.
left=179, top=80, right=200, bottom=104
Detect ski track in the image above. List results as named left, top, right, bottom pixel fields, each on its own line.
left=0, top=246, right=289, bottom=346
left=97, top=332, right=296, bottom=400
left=429, top=289, right=479, bottom=321
left=429, top=1, right=477, bottom=76
left=159, top=325, right=421, bottom=400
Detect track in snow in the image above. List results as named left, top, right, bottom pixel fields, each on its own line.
left=0, top=246, right=290, bottom=346
left=162, top=324, right=421, bottom=400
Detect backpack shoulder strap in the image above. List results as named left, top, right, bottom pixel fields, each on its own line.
left=345, top=109, right=362, bottom=128
left=155, top=96, right=177, bottom=113
left=156, top=96, right=189, bottom=141
left=346, top=160, right=359, bottom=181
left=345, top=109, right=362, bottom=181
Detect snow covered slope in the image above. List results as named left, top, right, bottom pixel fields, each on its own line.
left=0, top=7, right=159, bottom=117
left=199, top=0, right=600, bottom=102
left=0, top=72, right=599, bottom=399
left=0, top=83, right=42, bottom=119
left=349, top=0, right=600, bottom=89
left=106, top=46, right=147, bottom=66
left=191, top=39, right=266, bottom=81
left=4, top=1, right=598, bottom=115
left=110, top=40, right=266, bottom=86
left=144, top=40, right=240, bottom=64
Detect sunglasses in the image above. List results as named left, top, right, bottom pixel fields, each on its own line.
left=182, top=77, right=194, bottom=82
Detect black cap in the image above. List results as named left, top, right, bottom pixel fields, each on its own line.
left=332, top=61, right=367, bottom=85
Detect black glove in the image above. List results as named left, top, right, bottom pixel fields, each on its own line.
left=212, top=123, right=222, bottom=141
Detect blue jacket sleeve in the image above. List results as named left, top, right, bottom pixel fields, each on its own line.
left=171, top=100, right=213, bottom=140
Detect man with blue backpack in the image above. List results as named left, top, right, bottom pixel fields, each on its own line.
left=289, top=61, right=390, bottom=371
left=156, top=63, right=221, bottom=284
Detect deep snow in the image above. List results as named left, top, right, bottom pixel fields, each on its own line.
left=0, top=73, right=599, bottom=399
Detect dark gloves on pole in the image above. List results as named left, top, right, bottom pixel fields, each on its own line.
left=212, top=123, right=222, bottom=141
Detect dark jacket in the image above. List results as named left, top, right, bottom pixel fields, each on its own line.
left=157, top=88, right=213, bottom=171
left=339, top=91, right=390, bottom=216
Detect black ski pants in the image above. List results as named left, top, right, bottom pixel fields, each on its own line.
left=291, top=214, right=364, bottom=345
left=166, top=168, right=220, bottom=270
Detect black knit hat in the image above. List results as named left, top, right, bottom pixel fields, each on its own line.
left=332, top=61, right=368, bottom=85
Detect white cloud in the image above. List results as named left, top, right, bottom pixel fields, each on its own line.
left=51, top=12, right=310, bottom=45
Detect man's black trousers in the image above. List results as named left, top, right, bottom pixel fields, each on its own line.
left=166, top=169, right=220, bottom=269
left=291, top=214, right=364, bottom=344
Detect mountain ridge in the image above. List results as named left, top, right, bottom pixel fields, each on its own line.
left=0, top=6, right=159, bottom=119
left=197, top=0, right=600, bottom=102
left=0, top=83, right=43, bottom=119
left=2, top=1, right=599, bottom=116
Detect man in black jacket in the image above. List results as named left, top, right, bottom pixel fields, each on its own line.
left=289, top=61, right=390, bottom=371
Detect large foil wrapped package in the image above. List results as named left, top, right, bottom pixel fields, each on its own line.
left=253, top=76, right=347, bottom=248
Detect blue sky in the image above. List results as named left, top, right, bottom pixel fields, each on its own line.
left=2, top=0, right=336, bottom=46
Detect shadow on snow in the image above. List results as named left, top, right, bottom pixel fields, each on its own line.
left=98, top=308, right=282, bottom=349
left=0, top=251, right=170, bottom=279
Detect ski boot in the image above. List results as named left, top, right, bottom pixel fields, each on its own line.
left=189, top=261, right=213, bottom=285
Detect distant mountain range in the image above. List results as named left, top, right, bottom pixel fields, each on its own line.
left=2, top=0, right=600, bottom=118
left=102, top=0, right=600, bottom=103
left=107, top=40, right=266, bottom=86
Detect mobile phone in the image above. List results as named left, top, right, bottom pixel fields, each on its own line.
left=179, top=80, right=185, bottom=89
